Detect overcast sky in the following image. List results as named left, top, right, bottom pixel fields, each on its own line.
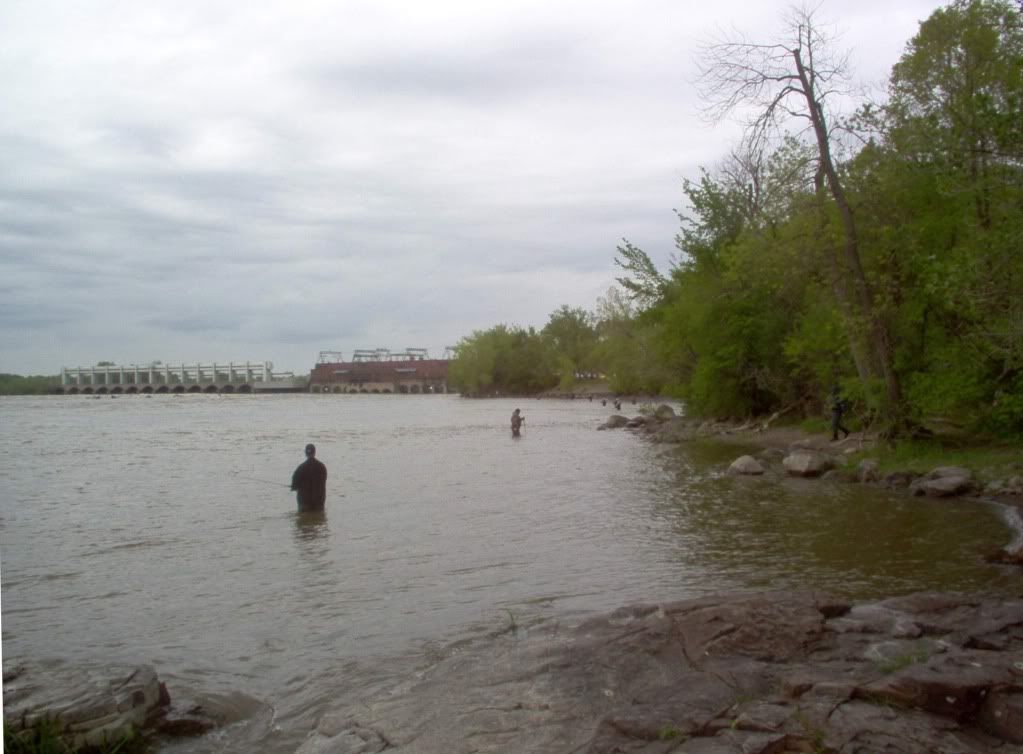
left=1, top=0, right=940, bottom=375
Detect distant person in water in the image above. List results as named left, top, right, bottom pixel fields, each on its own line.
left=291, top=443, right=327, bottom=512
left=511, top=408, right=524, bottom=436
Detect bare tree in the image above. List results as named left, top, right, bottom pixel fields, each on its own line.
left=697, top=5, right=902, bottom=413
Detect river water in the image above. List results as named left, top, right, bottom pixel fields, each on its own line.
left=2, top=394, right=1020, bottom=752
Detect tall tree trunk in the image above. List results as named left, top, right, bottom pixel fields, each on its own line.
left=814, top=170, right=875, bottom=383
left=794, top=48, right=903, bottom=411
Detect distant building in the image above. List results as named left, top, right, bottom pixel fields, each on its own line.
left=309, top=349, right=449, bottom=394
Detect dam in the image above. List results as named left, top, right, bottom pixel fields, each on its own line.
left=58, top=361, right=304, bottom=394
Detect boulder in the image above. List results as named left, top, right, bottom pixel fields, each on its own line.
left=857, top=459, right=881, bottom=483
left=882, top=470, right=918, bottom=489
left=911, top=476, right=973, bottom=497
left=597, top=414, right=629, bottom=430
left=822, top=468, right=857, bottom=483
left=728, top=455, right=765, bottom=476
left=990, top=476, right=1023, bottom=496
left=782, top=450, right=834, bottom=477
left=926, top=466, right=973, bottom=481
left=648, top=416, right=696, bottom=443
left=911, top=468, right=975, bottom=497
left=653, top=404, right=677, bottom=421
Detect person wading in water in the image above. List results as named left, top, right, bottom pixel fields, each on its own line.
left=290, top=443, right=328, bottom=512
left=511, top=408, right=525, bottom=437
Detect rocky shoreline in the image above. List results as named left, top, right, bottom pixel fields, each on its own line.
left=598, top=405, right=1023, bottom=506
left=10, top=591, right=1023, bottom=754
left=294, top=591, right=1023, bottom=753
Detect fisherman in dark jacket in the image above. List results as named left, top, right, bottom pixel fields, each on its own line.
left=511, top=408, right=524, bottom=437
left=829, top=386, right=850, bottom=441
left=291, top=443, right=328, bottom=511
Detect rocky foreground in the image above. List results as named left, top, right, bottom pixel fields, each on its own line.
left=10, top=592, right=1023, bottom=752
left=294, top=591, right=1023, bottom=754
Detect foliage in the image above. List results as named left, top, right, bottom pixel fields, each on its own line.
left=633, top=0, right=1022, bottom=430
left=449, top=0, right=1023, bottom=436
left=613, top=241, right=667, bottom=306
left=0, top=373, right=60, bottom=395
left=542, top=305, right=599, bottom=388
left=448, top=325, right=558, bottom=395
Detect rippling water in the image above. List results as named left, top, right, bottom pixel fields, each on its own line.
left=2, top=394, right=1020, bottom=752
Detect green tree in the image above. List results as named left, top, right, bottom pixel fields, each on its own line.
left=697, top=4, right=903, bottom=417
left=0, top=374, right=60, bottom=395
left=449, top=325, right=558, bottom=395
left=879, top=0, right=1023, bottom=432
left=542, top=305, right=599, bottom=388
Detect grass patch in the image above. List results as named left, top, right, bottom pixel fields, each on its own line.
left=657, top=726, right=682, bottom=740
left=849, top=436, right=1023, bottom=480
left=4, top=718, right=70, bottom=754
left=794, top=712, right=829, bottom=754
left=874, top=649, right=931, bottom=675
left=3, top=718, right=148, bottom=754
left=799, top=417, right=832, bottom=434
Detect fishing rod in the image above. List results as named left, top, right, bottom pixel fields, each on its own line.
left=235, top=474, right=290, bottom=488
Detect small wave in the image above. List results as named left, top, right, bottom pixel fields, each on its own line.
left=445, top=561, right=527, bottom=576
left=41, top=571, right=83, bottom=582
left=82, top=537, right=183, bottom=557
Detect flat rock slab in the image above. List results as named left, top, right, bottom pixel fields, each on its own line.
left=3, top=661, right=165, bottom=750
left=296, top=592, right=1023, bottom=753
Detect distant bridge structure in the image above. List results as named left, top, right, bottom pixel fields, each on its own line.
left=58, top=362, right=305, bottom=394
left=310, top=348, right=449, bottom=394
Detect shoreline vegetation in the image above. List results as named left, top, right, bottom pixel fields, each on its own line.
left=447, top=0, right=1023, bottom=442
left=0, top=373, right=60, bottom=395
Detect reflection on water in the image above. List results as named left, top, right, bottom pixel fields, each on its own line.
left=648, top=440, right=1022, bottom=598
left=293, top=511, right=329, bottom=542
left=2, top=394, right=1021, bottom=753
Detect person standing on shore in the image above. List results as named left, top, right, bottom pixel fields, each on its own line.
left=511, top=408, right=524, bottom=437
left=291, top=443, right=328, bottom=512
left=829, top=387, right=850, bottom=441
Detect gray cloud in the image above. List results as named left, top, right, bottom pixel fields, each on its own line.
left=0, top=0, right=940, bottom=374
